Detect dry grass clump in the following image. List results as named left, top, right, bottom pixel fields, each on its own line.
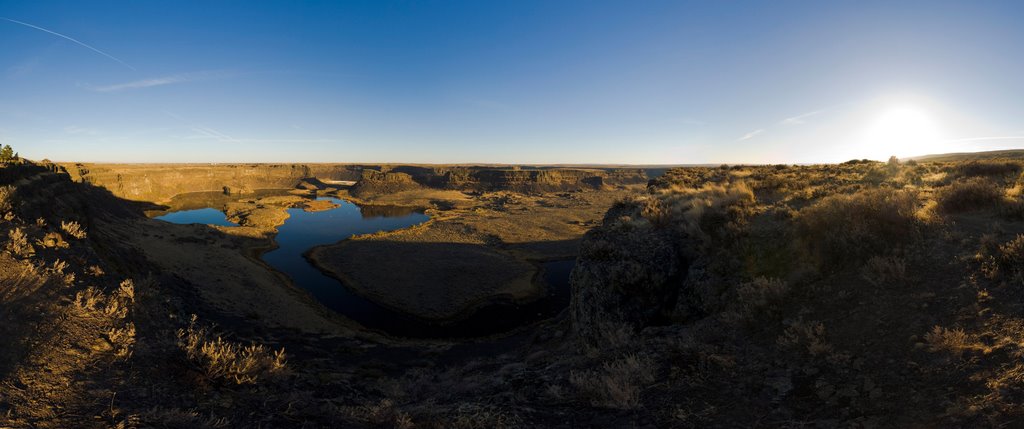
left=860, top=255, right=908, bottom=287
left=60, top=220, right=87, bottom=239
left=177, top=315, right=288, bottom=385
left=570, top=353, right=656, bottom=409
left=797, top=188, right=919, bottom=264
left=0, top=258, right=47, bottom=303
left=936, top=177, right=1004, bottom=213
left=923, top=326, right=975, bottom=356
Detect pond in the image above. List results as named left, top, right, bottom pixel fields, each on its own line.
left=156, top=196, right=575, bottom=338
left=155, top=207, right=238, bottom=227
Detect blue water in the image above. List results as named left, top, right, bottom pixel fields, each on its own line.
left=261, top=198, right=430, bottom=328
left=155, top=208, right=238, bottom=227
left=157, top=196, right=575, bottom=338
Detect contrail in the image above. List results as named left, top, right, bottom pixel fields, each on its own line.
left=0, top=17, right=135, bottom=70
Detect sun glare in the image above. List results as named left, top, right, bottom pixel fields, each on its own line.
left=862, top=106, right=943, bottom=159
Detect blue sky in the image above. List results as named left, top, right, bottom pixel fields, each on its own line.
left=1, top=1, right=1023, bottom=164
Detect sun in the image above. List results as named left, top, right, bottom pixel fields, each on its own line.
left=862, top=106, right=943, bottom=159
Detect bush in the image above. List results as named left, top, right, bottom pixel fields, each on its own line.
left=653, top=180, right=755, bottom=240
left=923, top=326, right=975, bottom=357
left=570, top=354, right=656, bottom=409
left=956, top=161, right=1022, bottom=178
left=733, top=277, right=789, bottom=322
left=982, top=235, right=1024, bottom=285
left=61, top=220, right=87, bottom=240
left=177, top=315, right=288, bottom=385
left=798, top=189, right=920, bottom=264
left=936, top=178, right=1004, bottom=213
left=860, top=255, right=908, bottom=287
left=5, top=227, right=34, bottom=257
left=0, top=185, right=13, bottom=213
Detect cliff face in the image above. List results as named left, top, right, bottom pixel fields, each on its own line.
left=62, top=163, right=366, bottom=202
left=62, top=163, right=648, bottom=203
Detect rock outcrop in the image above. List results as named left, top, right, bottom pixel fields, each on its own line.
left=569, top=200, right=686, bottom=348
left=348, top=170, right=423, bottom=198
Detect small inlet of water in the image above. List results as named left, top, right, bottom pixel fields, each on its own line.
left=155, top=196, right=574, bottom=338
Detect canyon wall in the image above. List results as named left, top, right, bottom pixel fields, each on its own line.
left=62, top=163, right=648, bottom=202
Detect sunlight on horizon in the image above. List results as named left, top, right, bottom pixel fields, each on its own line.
left=861, top=105, right=945, bottom=160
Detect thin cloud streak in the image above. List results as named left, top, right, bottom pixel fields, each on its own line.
left=190, top=126, right=238, bottom=143
left=89, top=71, right=230, bottom=92
left=943, top=136, right=1024, bottom=143
left=0, top=17, right=135, bottom=70
left=737, top=129, right=764, bottom=141
left=166, top=111, right=336, bottom=145
left=781, top=110, right=822, bottom=125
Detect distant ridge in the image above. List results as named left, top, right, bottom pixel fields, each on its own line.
left=910, top=149, right=1024, bottom=162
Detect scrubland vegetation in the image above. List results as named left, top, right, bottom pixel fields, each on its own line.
left=5, top=156, right=1024, bottom=427
left=567, top=157, right=1024, bottom=426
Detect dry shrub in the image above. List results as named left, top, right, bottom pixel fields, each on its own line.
left=798, top=188, right=919, bottom=264
left=0, top=185, right=13, bottom=213
left=1003, top=175, right=1024, bottom=218
left=983, top=235, right=1024, bottom=285
left=733, top=277, right=789, bottom=322
left=446, top=403, right=523, bottom=429
left=5, top=227, right=34, bottom=257
left=924, top=326, right=974, bottom=356
left=956, top=160, right=1022, bottom=178
left=777, top=320, right=832, bottom=357
left=653, top=180, right=754, bottom=239
left=937, top=178, right=1004, bottom=213
left=570, top=354, right=656, bottom=409
left=74, top=286, right=106, bottom=312
left=107, top=322, right=136, bottom=359
left=177, top=315, right=288, bottom=385
left=61, top=220, right=87, bottom=239
left=860, top=255, right=908, bottom=287
left=355, top=399, right=414, bottom=429
left=72, top=284, right=128, bottom=318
